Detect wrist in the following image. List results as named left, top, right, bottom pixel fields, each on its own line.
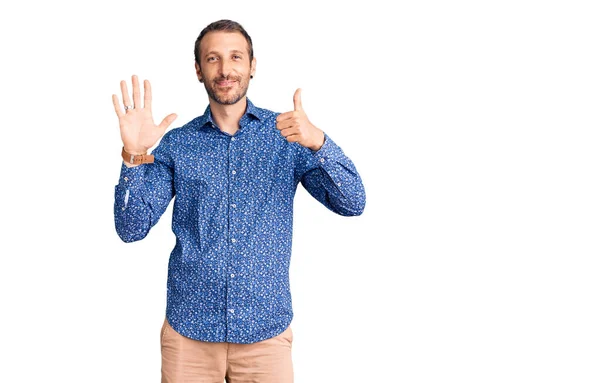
left=121, top=146, right=155, bottom=165
left=123, top=146, right=147, bottom=156
left=308, top=130, right=325, bottom=151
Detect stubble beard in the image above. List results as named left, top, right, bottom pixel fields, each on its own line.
left=204, top=75, right=250, bottom=105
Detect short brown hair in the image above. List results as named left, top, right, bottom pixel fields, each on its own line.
left=194, top=19, right=254, bottom=65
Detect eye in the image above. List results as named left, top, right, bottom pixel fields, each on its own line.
left=207, top=56, right=217, bottom=62
left=233, top=55, right=242, bottom=60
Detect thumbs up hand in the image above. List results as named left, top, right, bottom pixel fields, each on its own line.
left=276, top=88, right=325, bottom=151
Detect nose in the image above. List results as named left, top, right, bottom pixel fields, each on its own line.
left=219, top=59, right=232, bottom=78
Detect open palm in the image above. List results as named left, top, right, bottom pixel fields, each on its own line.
left=112, top=75, right=177, bottom=155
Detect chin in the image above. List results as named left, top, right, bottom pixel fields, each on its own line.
left=206, top=83, right=248, bottom=105
left=214, top=95, right=243, bottom=105
left=216, top=90, right=248, bottom=105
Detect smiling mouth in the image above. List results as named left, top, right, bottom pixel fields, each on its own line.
left=216, top=80, right=237, bottom=87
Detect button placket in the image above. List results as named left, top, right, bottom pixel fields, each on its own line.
left=227, top=135, right=239, bottom=322
left=228, top=136, right=237, bottom=246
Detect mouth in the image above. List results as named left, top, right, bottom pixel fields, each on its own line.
left=215, top=80, right=237, bottom=88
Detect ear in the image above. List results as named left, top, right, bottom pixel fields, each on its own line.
left=250, top=57, right=257, bottom=78
left=195, top=62, right=203, bottom=82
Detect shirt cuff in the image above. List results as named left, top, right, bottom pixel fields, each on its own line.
left=117, top=161, right=146, bottom=189
left=312, top=133, right=344, bottom=165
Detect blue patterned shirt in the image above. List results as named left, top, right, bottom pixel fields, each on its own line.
left=114, top=99, right=366, bottom=343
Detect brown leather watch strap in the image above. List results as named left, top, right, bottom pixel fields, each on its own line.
left=121, top=147, right=154, bottom=165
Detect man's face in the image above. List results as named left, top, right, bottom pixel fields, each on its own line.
left=195, top=31, right=256, bottom=105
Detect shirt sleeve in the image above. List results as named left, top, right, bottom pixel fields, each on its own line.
left=113, top=133, right=175, bottom=242
left=294, top=133, right=366, bottom=216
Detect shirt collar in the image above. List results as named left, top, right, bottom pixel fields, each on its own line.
left=196, top=98, right=263, bottom=130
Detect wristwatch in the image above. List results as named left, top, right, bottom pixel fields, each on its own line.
left=121, top=147, right=154, bottom=165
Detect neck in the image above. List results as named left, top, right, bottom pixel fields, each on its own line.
left=209, top=97, right=247, bottom=135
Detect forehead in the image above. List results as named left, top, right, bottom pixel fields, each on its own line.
left=200, top=31, right=249, bottom=55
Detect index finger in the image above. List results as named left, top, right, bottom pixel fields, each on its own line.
left=276, top=111, right=294, bottom=122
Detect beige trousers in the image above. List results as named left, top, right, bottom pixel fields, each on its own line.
left=160, top=318, right=294, bottom=383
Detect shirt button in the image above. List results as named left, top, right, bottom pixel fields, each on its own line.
left=231, top=137, right=236, bottom=141
left=231, top=238, right=237, bottom=243
left=232, top=170, right=237, bottom=175
left=124, top=177, right=129, bottom=181
left=121, top=207, right=125, bottom=211
left=320, top=158, right=325, bottom=163
left=231, top=203, right=236, bottom=208
left=231, top=273, right=235, bottom=278
left=229, top=309, right=235, bottom=314
left=337, top=182, right=342, bottom=186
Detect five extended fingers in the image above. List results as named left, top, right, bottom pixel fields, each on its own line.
left=113, top=75, right=152, bottom=115
left=112, top=75, right=176, bottom=152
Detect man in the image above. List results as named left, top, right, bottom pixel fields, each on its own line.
left=113, top=19, right=365, bottom=382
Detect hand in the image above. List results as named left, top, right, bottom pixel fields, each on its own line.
left=276, top=88, right=325, bottom=151
left=112, top=75, right=177, bottom=155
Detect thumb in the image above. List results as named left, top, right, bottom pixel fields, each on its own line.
left=158, top=113, right=178, bottom=131
left=293, top=88, right=303, bottom=111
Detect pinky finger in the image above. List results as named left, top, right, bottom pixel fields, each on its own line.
left=112, top=94, right=124, bottom=117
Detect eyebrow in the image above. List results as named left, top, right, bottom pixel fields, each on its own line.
left=205, top=50, right=246, bottom=57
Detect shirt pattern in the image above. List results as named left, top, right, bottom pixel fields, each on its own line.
left=114, top=99, right=366, bottom=343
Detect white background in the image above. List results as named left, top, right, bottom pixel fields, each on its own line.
left=1, top=0, right=599, bottom=382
